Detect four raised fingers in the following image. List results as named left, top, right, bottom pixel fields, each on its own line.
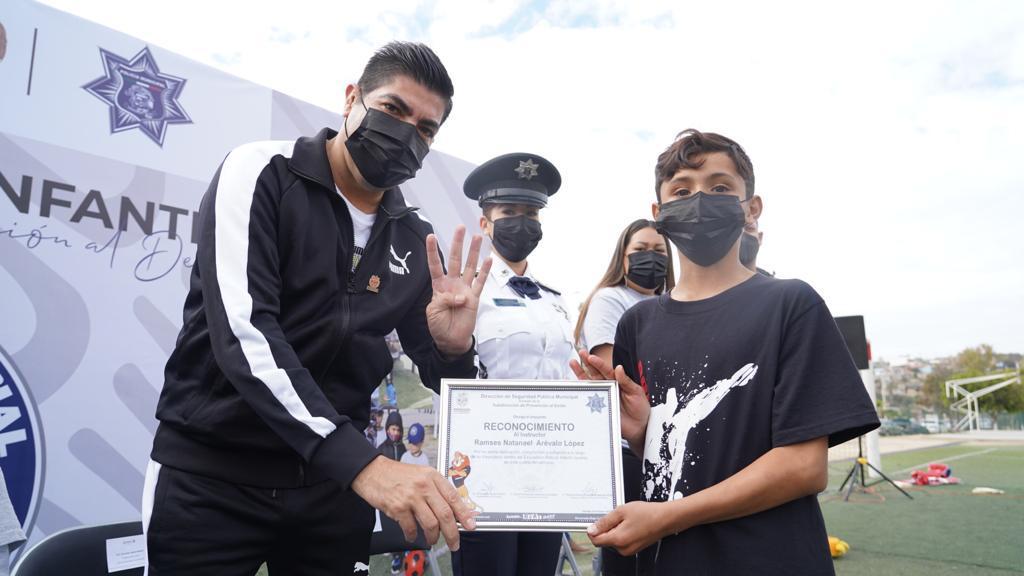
left=462, top=234, right=482, bottom=282
left=471, top=257, right=493, bottom=297
left=446, top=226, right=466, bottom=280
left=426, top=234, right=444, bottom=283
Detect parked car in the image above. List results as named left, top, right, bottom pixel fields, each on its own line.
left=879, top=418, right=930, bottom=436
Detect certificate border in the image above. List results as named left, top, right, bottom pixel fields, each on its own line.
left=437, top=378, right=624, bottom=532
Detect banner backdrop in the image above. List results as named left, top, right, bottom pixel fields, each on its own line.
left=0, top=0, right=483, bottom=550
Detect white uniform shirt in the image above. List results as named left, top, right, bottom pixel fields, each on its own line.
left=475, top=257, right=575, bottom=380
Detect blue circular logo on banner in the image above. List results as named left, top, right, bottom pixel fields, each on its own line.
left=0, top=345, right=44, bottom=537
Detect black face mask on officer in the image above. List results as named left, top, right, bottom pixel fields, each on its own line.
left=655, top=192, right=746, bottom=267
left=344, top=99, right=429, bottom=190
left=626, top=251, right=668, bottom=290
left=739, top=232, right=760, bottom=268
left=489, top=215, right=542, bottom=263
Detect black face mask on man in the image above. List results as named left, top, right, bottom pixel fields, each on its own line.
left=626, top=251, right=668, bottom=290
left=739, top=232, right=760, bottom=268
left=344, top=102, right=429, bottom=189
left=655, top=192, right=746, bottom=267
left=489, top=215, right=542, bottom=263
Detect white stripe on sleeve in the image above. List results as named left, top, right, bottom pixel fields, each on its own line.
left=215, top=140, right=336, bottom=438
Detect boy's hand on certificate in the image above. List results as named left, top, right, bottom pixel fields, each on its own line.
left=570, top=350, right=650, bottom=449
left=587, top=501, right=671, bottom=556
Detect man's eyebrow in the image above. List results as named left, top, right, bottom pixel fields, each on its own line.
left=378, top=93, right=411, bottom=115
left=380, top=93, right=440, bottom=131
left=708, top=172, right=738, bottom=180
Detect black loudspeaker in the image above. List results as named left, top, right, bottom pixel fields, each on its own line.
left=834, top=315, right=869, bottom=370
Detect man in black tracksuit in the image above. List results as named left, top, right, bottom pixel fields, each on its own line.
left=143, top=42, right=492, bottom=576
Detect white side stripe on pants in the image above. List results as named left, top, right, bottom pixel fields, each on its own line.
left=141, top=459, right=162, bottom=576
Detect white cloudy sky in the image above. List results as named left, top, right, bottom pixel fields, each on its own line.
left=40, top=0, right=1024, bottom=360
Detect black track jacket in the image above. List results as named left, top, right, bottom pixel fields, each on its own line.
left=151, top=128, right=476, bottom=489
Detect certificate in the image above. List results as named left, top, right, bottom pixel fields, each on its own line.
left=437, top=379, right=624, bottom=531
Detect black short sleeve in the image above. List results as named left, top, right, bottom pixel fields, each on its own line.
left=612, top=309, right=639, bottom=383
left=772, top=300, right=880, bottom=448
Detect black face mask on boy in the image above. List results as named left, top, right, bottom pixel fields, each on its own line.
left=655, top=192, right=746, bottom=267
left=490, top=215, right=542, bottom=263
left=626, top=251, right=668, bottom=290
left=344, top=100, right=430, bottom=189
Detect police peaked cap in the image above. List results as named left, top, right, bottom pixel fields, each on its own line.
left=463, top=153, right=561, bottom=208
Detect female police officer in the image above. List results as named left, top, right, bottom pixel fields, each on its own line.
left=451, top=153, right=575, bottom=576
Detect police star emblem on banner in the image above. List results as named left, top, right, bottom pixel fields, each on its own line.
left=83, top=46, right=192, bottom=146
left=586, top=393, right=606, bottom=414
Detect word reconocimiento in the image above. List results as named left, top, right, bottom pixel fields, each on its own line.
left=483, top=422, right=576, bottom=432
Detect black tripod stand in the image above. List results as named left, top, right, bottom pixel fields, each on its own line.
left=838, top=436, right=913, bottom=501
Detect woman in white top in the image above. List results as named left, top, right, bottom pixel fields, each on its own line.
left=576, top=219, right=674, bottom=362
left=451, top=152, right=575, bottom=576
left=574, top=218, right=673, bottom=576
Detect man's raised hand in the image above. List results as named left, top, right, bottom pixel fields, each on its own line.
left=425, top=226, right=492, bottom=357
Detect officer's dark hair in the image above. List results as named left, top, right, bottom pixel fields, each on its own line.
left=480, top=202, right=541, bottom=220
left=358, top=41, right=455, bottom=123
left=573, top=219, right=675, bottom=348
left=654, top=129, right=755, bottom=201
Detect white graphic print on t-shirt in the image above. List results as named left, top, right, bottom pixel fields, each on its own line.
left=643, top=362, right=758, bottom=501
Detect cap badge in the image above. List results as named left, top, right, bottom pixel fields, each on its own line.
left=514, top=159, right=539, bottom=180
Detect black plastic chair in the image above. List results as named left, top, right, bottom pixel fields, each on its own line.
left=11, top=521, right=144, bottom=576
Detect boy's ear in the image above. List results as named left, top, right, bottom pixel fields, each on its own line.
left=651, top=202, right=660, bottom=219
left=746, top=195, right=763, bottom=224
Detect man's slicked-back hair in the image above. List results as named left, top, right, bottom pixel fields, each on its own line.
left=654, top=129, right=755, bottom=200
left=358, top=41, right=455, bottom=123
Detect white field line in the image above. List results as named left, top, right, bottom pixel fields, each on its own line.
left=892, top=448, right=998, bottom=476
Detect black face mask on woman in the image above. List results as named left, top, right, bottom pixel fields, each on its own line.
left=490, top=215, right=542, bottom=263
left=739, top=232, right=760, bottom=268
left=655, top=192, right=746, bottom=267
left=626, top=251, right=668, bottom=290
left=344, top=103, right=429, bottom=189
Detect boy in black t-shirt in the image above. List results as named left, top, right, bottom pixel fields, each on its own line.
left=571, top=129, right=879, bottom=575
